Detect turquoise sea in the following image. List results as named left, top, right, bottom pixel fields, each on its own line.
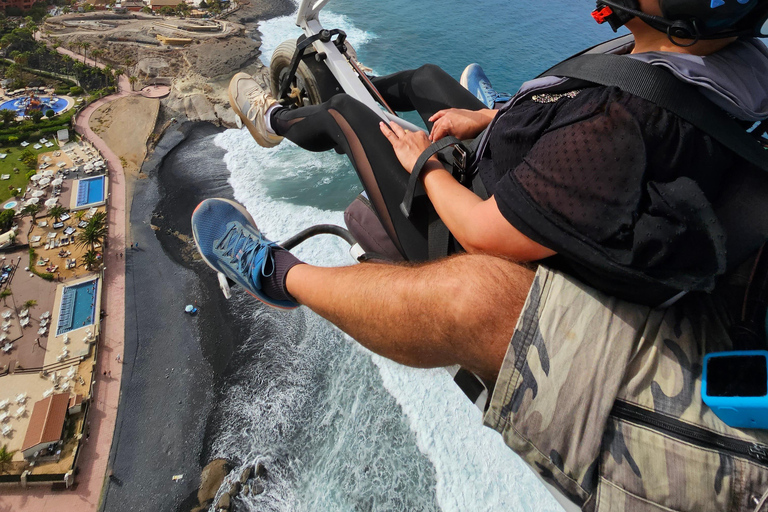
left=207, top=2, right=621, bottom=511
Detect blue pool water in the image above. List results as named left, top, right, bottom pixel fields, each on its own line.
left=76, top=176, right=106, bottom=207
left=3, top=201, right=16, bottom=210
left=0, top=96, right=69, bottom=117
left=57, top=279, right=98, bottom=335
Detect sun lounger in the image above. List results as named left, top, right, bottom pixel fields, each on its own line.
left=19, top=317, right=29, bottom=327
left=33, top=144, right=42, bottom=150
left=1, top=343, right=11, bottom=353
left=15, top=393, right=26, bottom=404
left=0, top=400, right=8, bottom=410
left=2, top=311, right=12, bottom=319
left=2, top=425, right=12, bottom=437
left=38, top=220, right=47, bottom=227
left=15, top=406, right=25, bottom=417
left=19, top=309, right=27, bottom=317
left=42, top=388, right=53, bottom=398
left=60, top=213, right=70, bottom=221
left=0, top=412, right=8, bottom=422
left=45, top=142, right=54, bottom=148
left=0, top=175, right=9, bottom=181
left=20, top=142, right=28, bottom=147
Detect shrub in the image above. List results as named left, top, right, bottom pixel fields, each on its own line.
left=24, top=170, right=35, bottom=180
left=0, top=209, right=14, bottom=232
left=69, top=86, right=83, bottom=95
left=44, top=109, right=54, bottom=118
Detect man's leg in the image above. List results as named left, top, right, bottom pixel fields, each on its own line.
left=285, top=255, right=536, bottom=383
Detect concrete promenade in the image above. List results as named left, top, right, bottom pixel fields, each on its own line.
left=0, top=45, right=132, bottom=512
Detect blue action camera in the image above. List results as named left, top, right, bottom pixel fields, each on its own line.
left=702, top=350, right=768, bottom=429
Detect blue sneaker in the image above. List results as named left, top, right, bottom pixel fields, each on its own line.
left=460, top=63, right=512, bottom=108
left=191, top=198, right=298, bottom=309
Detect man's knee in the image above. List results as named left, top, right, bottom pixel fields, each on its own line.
left=437, top=255, right=535, bottom=336
left=411, top=64, right=451, bottom=92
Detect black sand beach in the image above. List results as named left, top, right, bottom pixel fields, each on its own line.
left=102, top=122, right=253, bottom=512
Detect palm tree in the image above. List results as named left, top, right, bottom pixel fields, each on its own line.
left=91, top=48, right=102, bottom=65
left=76, top=218, right=107, bottom=252
left=22, top=299, right=36, bottom=310
left=0, top=109, right=15, bottom=126
left=0, top=288, right=11, bottom=306
left=81, top=249, right=99, bottom=271
left=48, top=205, right=67, bottom=223
left=21, top=203, right=40, bottom=225
left=128, top=75, right=137, bottom=91
left=0, top=444, right=15, bottom=474
left=80, top=41, right=90, bottom=63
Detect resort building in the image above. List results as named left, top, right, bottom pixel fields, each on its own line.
left=21, top=393, right=70, bottom=461
left=149, top=0, right=183, bottom=10
left=0, top=0, right=36, bottom=11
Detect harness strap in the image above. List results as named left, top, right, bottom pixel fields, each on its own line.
left=400, top=136, right=462, bottom=219
left=542, top=54, right=768, bottom=172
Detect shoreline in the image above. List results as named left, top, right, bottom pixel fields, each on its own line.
left=104, top=120, right=256, bottom=511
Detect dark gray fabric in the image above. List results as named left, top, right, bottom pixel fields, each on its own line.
left=629, top=38, right=768, bottom=122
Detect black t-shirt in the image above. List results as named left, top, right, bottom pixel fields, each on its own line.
left=477, top=85, right=739, bottom=305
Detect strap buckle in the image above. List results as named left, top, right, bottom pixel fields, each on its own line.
left=452, top=144, right=470, bottom=184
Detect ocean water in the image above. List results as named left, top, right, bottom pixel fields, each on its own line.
left=208, top=2, right=613, bottom=511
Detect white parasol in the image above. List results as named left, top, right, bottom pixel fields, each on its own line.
left=31, top=190, right=45, bottom=198
left=42, top=170, right=54, bottom=178
left=29, top=174, right=40, bottom=182
left=38, top=178, right=51, bottom=187
left=24, top=197, right=39, bottom=206
left=51, top=178, right=63, bottom=187
left=44, top=198, right=58, bottom=208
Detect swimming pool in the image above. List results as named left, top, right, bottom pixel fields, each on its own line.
left=3, top=201, right=17, bottom=210
left=76, top=176, right=106, bottom=207
left=56, top=279, right=98, bottom=336
left=0, top=96, right=69, bottom=117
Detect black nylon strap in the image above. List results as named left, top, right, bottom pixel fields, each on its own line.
left=400, top=136, right=462, bottom=219
left=542, top=54, right=767, bottom=172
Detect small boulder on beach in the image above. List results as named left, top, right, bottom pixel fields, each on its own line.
left=198, top=459, right=232, bottom=506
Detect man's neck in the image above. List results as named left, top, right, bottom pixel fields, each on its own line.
left=627, top=18, right=737, bottom=56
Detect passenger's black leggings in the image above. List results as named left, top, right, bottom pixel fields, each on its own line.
left=271, top=64, right=486, bottom=261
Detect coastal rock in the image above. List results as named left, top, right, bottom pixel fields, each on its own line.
left=215, top=492, right=231, bottom=510
left=255, top=462, right=268, bottom=479
left=242, top=483, right=250, bottom=496
left=198, top=458, right=232, bottom=506
left=252, top=481, right=265, bottom=495
left=229, top=482, right=241, bottom=496
left=239, top=465, right=253, bottom=484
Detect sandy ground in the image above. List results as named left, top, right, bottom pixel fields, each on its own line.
left=89, top=96, right=159, bottom=221
left=90, top=97, right=159, bottom=177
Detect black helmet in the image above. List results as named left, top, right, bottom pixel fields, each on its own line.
left=593, top=0, right=768, bottom=42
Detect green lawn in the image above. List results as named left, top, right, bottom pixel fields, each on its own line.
left=0, top=141, right=60, bottom=203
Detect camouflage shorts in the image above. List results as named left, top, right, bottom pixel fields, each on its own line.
left=484, top=266, right=768, bottom=512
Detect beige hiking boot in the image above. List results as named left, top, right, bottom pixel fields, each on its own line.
left=228, top=72, right=284, bottom=148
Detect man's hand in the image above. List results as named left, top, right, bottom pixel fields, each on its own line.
left=380, top=121, right=434, bottom=173
left=428, top=108, right=497, bottom=141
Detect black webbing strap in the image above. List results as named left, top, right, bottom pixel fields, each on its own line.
left=400, top=136, right=462, bottom=219
left=542, top=54, right=768, bottom=172
left=428, top=212, right=451, bottom=260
